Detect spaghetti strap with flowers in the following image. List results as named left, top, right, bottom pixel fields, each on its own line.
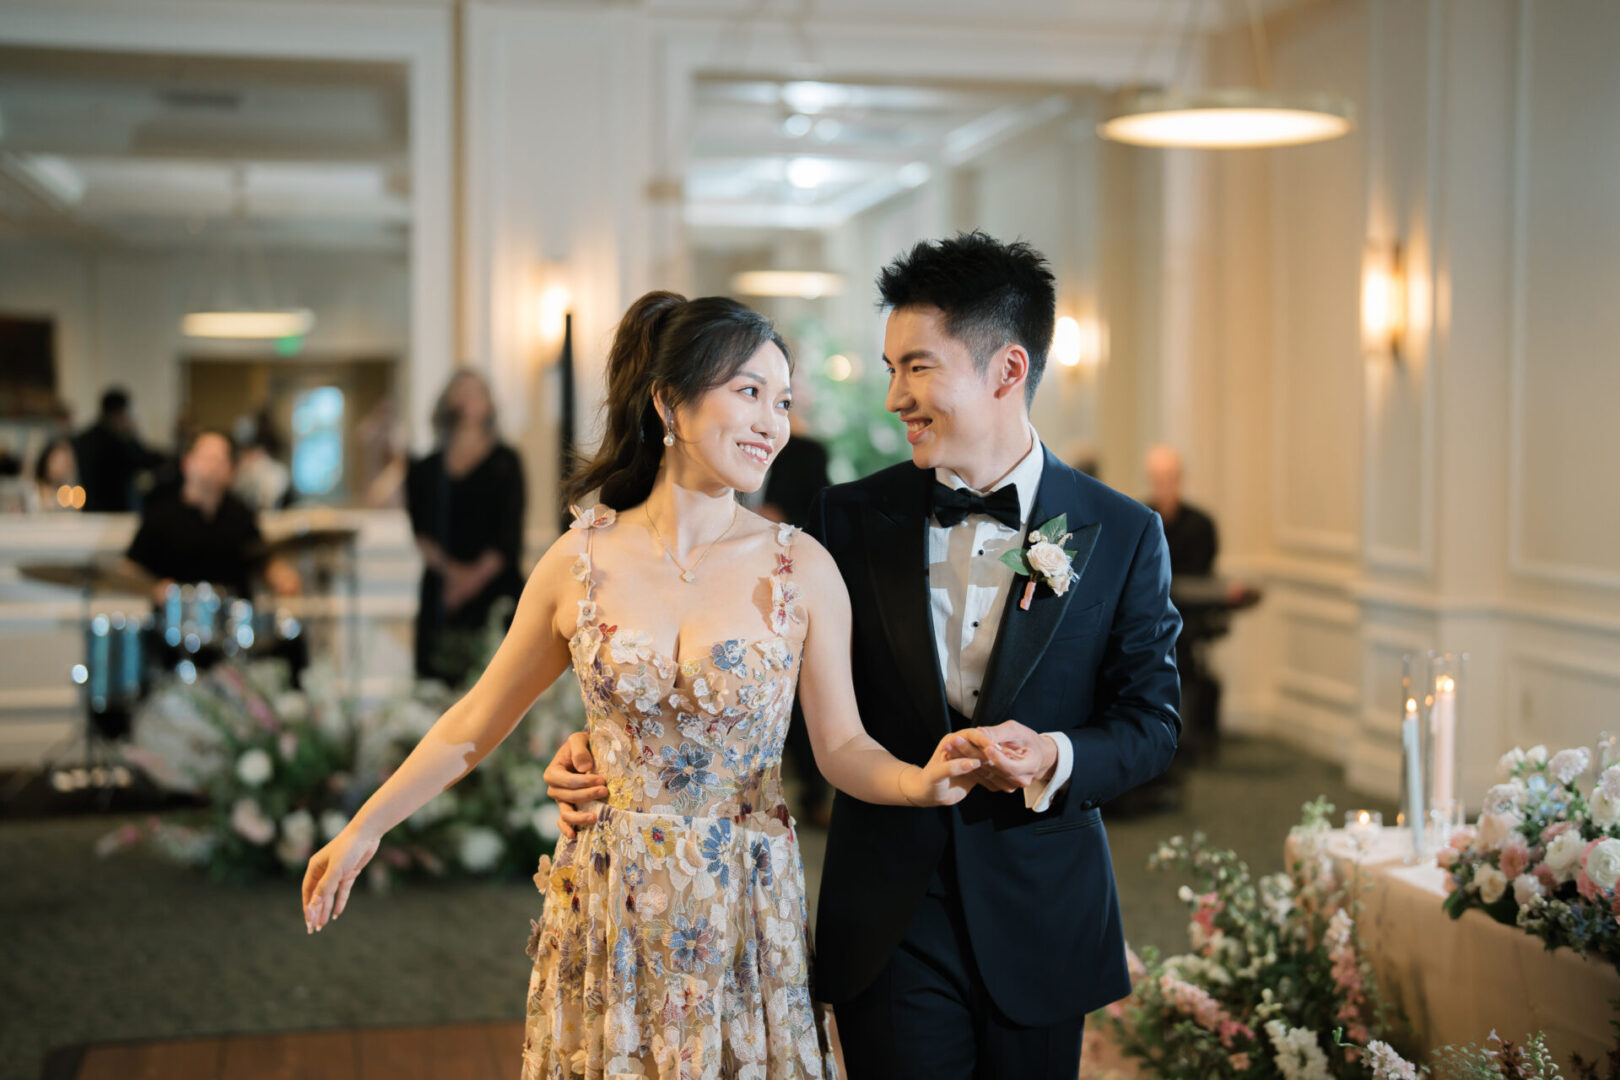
left=520, top=505, right=834, bottom=1080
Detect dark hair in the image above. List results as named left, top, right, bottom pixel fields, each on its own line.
left=564, top=291, right=789, bottom=511
left=99, top=387, right=130, bottom=418
left=33, top=436, right=75, bottom=484
left=430, top=369, right=498, bottom=446
left=876, top=230, right=1056, bottom=405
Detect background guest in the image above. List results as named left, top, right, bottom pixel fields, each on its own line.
left=231, top=408, right=293, bottom=512
left=1144, top=443, right=1217, bottom=576
left=406, top=370, right=526, bottom=685
left=29, top=435, right=80, bottom=513
left=73, top=387, right=165, bottom=512
left=122, top=429, right=301, bottom=602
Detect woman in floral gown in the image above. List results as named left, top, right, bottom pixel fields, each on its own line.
left=301, top=292, right=982, bottom=1080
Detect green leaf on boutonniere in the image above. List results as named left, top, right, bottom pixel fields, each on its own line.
left=999, top=549, right=1032, bottom=575
left=1035, top=513, right=1068, bottom=544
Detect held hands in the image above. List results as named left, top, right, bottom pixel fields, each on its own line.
left=898, top=733, right=984, bottom=807
left=543, top=731, right=606, bottom=840
left=947, top=720, right=1057, bottom=793
left=301, top=823, right=380, bottom=934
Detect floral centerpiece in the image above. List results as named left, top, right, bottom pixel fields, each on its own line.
left=1439, top=744, right=1620, bottom=973
left=1104, top=799, right=1404, bottom=1079
left=103, top=604, right=585, bottom=887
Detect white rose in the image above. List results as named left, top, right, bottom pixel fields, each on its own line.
left=532, top=803, right=562, bottom=841
left=1476, top=811, right=1522, bottom=850
left=458, top=826, right=506, bottom=873
left=275, top=809, right=317, bottom=867
left=1026, top=541, right=1073, bottom=593
left=1546, top=830, right=1586, bottom=883
left=229, top=797, right=276, bottom=845
left=1601, top=764, right=1620, bottom=801
left=1512, top=873, right=1545, bottom=907
left=320, top=810, right=349, bottom=841
left=235, top=748, right=273, bottom=787
left=1498, top=747, right=1527, bottom=777
left=1584, top=838, right=1620, bottom=891
left=1475, top=864, right=1508, bottom=904
left=1525, top=745, right=1549, bottom=767
left=1593, top=788, right=1620, bottom=830
left=1550, top=747, right=1591, bottom=785
left=274, top=691, right=310, bottom=724
left=1482, top=784, right=1522, bottom=815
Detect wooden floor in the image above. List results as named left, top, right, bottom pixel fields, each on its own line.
left=64, top=1021, right=526, bottom=1080
left=58, top=1017, right=1135, bottom=1079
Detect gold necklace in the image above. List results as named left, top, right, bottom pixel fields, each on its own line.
left=645, top=501, right=739, bottom=583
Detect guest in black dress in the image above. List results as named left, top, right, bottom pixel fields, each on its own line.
left=406, top=371, right=526, bottom=686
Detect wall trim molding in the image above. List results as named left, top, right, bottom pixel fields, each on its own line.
left=1504, top=1, right=1620, bottom=592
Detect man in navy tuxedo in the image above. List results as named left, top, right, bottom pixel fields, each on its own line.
left=547, top=232, right=1180, bottom=1078
left=808, top=232, right=1181, bottom=1078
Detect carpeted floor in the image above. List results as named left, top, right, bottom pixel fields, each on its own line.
left=0, top=736, right=1393, bottom=1080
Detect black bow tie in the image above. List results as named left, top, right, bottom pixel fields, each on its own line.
left=931, top=481, right=1022, bottom=530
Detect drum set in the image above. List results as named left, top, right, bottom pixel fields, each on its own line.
left=9, top=525, right=355, bottom=805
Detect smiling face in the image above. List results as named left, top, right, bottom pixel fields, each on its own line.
left=665, top=340, right=792, bottom=494
left=884, top=304, right=1022, bottom=478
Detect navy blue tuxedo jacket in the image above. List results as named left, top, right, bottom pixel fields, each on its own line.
left=808, top=448, right=1182, bottom=1026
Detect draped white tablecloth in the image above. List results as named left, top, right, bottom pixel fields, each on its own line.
left=1302, top=828, right=1619, bottom=1068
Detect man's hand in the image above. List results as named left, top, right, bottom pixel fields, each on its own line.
left=543, top=731, right=605, bottom=839
left=951, top=720, right=1057, bottom=792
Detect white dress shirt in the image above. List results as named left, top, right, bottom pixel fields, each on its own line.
left=929, top=426, right=1075, bottom=813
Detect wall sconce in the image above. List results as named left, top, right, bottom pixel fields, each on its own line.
left=1052, top=315, right=1104, bottom=372
left=1362, top=243, right=1407, bottom=362
left=523, top=264, right=572, bottom=361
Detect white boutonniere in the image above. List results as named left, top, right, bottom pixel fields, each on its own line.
left=999, top=513, right=1078, bottom=610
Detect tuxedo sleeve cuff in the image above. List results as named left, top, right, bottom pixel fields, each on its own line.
left=1023, top=732, right=1074, bottom=813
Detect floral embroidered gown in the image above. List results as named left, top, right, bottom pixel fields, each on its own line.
left=521, top=507, right=836, bottom=1080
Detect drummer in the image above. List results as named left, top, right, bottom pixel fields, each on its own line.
left=121, top=429, right=302, bottom=603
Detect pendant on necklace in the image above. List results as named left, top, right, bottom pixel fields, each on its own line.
left=681, top=570, right=696, bottom=583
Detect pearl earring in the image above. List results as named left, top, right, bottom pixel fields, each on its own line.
left=663, top=430, right=675, bottom=447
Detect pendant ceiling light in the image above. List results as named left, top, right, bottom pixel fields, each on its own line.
left=731, top=270, right=845, bottom=300
left=181, top=165, right=317, bottom=341
left=1099, top=0, right=1354, bottom=150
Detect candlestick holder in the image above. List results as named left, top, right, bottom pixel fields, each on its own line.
left=1403, top=651, right=1468, bottom=856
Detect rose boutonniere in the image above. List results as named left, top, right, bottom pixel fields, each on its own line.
left=1000, top=513, right=1077, bottom=610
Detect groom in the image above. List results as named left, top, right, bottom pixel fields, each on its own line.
left=549, top=232, right=1181, bottom=1078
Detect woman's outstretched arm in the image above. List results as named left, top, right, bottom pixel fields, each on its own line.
left=794, top=535, right=979, bottom=807
left=300, top=532, right=581, bottom=932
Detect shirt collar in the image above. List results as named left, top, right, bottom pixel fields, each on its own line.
left=934, top=423, right=1045, bottom=527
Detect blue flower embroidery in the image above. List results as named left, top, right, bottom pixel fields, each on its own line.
left=667, top=915, right=718, bottom=973
left=658, top=741, right=718, bottom=795
left=750, top=837, right=774, bottom=888
left=700, top=819, right=733, bottom=888
left=710, top=639, right=749, bottom=674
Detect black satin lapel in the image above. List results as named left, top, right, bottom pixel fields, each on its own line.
left=972, top=512, right=1102, bottom=727
left=861, top=503, right=950, bottom=736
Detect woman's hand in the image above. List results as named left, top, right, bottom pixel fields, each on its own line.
left=898, top=733, right=982, bottom=807
left=301, top=823, right=381, bottom=933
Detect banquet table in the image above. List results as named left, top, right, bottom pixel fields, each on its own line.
left=1298, top=828, right=1620, bottom=1068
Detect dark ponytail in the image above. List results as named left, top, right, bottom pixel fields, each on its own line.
left=564, top=290, right=789, bottom=511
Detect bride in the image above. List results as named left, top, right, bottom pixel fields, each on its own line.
left=300, top=291, right=983, bottom=1079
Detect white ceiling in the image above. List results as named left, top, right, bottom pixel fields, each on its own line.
left=0, top=46, right=410, bottom=251
left=685, top=77, right=1092, bottom=231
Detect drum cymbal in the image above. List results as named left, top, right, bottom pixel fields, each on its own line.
left=18, top=561, right=154, bottom=595
left=259, top=525, right=360, bottom=557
